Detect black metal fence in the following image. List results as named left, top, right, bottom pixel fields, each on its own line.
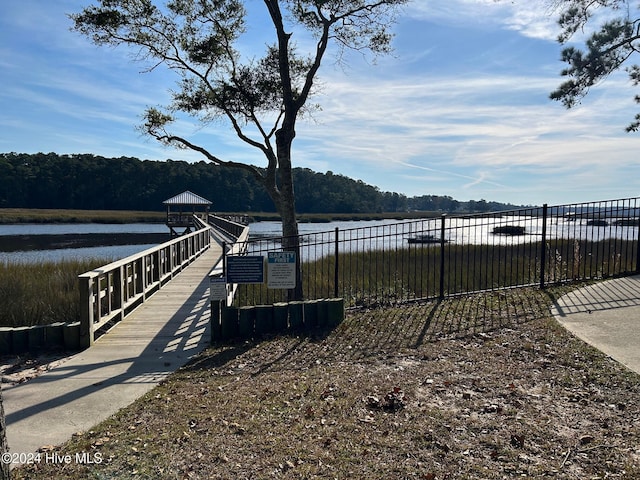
left=229, top=197, right=640, bottom=308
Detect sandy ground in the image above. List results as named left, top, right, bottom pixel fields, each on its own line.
left=1, top=352, right=74, bottom=386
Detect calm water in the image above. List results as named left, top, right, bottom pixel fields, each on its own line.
left=1, top=217, right=637, bottom=265
left=248, top=216, right=640, bottom=261
left=248, top=219, right=407, bottom=237
left=0, top=223, right=169, bottom=264
left=249, top=216, right=640, bottom=245
left=0, top=220, right=402, bottom=264
left=0, top=223, right=168, bottom=236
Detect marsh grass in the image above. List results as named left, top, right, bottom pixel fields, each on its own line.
left=237, top=239, right=638, bottom=307
left=3, top=237, right=636, bottom=327
left=0, top=258, right=108, bottom=327
left=0, top=208, right=164, bottom=224
left=0, top=208, right=431, bottom=225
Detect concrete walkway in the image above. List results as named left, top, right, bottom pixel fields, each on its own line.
left=551, top=275, right=640, bottom=375
left=4, top=261, right=639, bottom=460
left=3, top=243, right=221, bottom=459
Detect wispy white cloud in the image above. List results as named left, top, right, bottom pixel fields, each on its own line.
left=3, top=0, right=640, bottom=206
left=289, top=62, right=640, bottom=203
left=406, top=0, right=561, bottom=41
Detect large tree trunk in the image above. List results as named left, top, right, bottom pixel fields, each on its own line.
left=278, top=180, right=303, bottom=301
left=0, top=387, right=9, bottom=480
left=275, top=127, right=303, bottom=301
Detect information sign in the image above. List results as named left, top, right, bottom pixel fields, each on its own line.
left=267, top=251, right=297, bottom=289
left=209, top=276, right=227, bottom=301
left=226, top=256, right=264, bottom=284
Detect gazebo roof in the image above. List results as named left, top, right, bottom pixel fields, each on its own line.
left=163, top=190, right=212, bottom=206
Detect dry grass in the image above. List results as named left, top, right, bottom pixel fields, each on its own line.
left=0, top=259, right=108, bottom=327
left=12, top=286, right=640, bottom=479
left=0, top=208, right=164, bottom=224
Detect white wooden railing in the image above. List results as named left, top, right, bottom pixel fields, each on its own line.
left=208, top=216, right=250, bottom=307
left=78, top=218, right=212, bottom=347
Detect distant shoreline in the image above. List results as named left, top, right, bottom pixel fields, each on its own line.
left=0, top=208, right=166, bottom=224
left=0, top=232, right=170, bottom=252
left=0, top=208, right=442, bottom=225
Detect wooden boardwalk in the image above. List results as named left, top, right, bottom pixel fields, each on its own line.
left=3, top=242, right=222, bottom=457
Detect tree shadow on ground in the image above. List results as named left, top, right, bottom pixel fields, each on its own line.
left=182, top=286, right=563, bottom=378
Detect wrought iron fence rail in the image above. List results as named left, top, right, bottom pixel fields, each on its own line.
left=230, top=197, right=640, bottom=308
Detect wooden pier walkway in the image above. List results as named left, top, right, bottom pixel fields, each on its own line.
left=3, top=242, right=222, bottom=458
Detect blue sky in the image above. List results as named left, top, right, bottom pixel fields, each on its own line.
left=1, top=0, right=640, bottom=206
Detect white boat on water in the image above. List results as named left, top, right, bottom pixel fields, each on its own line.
left=406, top=234, right=447, bottom=244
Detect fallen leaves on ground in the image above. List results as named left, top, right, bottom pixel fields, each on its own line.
left=11, top=287, right=640, bottom=479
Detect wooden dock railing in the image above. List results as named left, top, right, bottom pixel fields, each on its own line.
left=207, top=213, right=248, bottom=240
left=78, top=218, right=212, bottom=348
left=208, top=216, right=251, bottom=306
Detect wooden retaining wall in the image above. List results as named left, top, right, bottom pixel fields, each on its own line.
left=0, top=322, right=81, bottom=355
left=211, top=298, right=345, bottom=342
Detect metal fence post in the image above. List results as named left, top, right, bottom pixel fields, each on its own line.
left=439, top=214, right=446, bottom=299
left=222, top=241, right=227, bottom=277
left=539, top=204, right=548, bottom=289
left=636, top=213, right=640, bottom=273
left=334, top=227, right=339, bottom=298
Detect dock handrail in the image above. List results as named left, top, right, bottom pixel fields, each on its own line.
left=78, top=219, right=212, bottom=348
left=209, top=216, right=250, bottom=307
left=207, top=213, right=247, bottom=240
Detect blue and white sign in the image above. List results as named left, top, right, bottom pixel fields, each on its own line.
left=226, top=256, right=264, bottom=284
left=267, top=251, right=296, bottom=289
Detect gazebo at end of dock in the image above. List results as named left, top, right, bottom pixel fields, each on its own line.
left=163, top=190, right=212, bottom=236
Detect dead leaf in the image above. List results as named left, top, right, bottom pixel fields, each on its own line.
left=510, top=434, right=525, bottom=448
left=579, top=435, right=595, bottom=446
left=435, top=441, right=450, bottom=453
left=366, top=395, right=381, bottom=409
left=93, top=436, right=110, bottom=446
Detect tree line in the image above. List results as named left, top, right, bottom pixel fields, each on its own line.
left=0, top=153, right=525, bottom=214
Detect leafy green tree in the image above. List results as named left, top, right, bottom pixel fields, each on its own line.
left=71, top=0, right=407, bottom=299
left=550, top=0, right=640, bottom=131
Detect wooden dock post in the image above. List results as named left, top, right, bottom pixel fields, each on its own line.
left=210, top=300, right=222, bottom=342
left=273, top=303, right=289, bottom=332
left=254, top=305, right=274, bottom=336
left=79, top=274, right=95, bottom=348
